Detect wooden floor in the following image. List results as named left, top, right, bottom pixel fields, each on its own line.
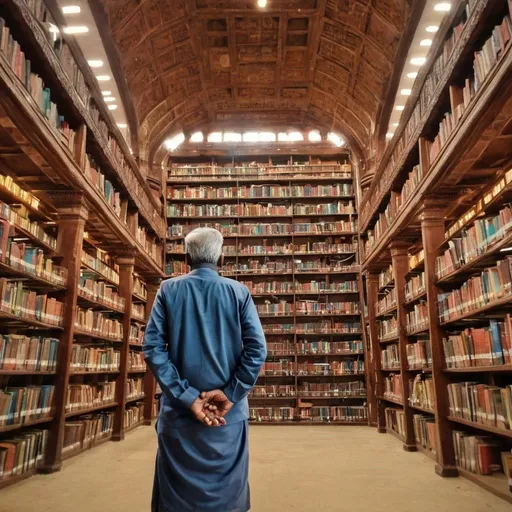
left=0, top=425, right=510, bottom=512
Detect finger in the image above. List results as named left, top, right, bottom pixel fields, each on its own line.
left=200, top=391, right=207, bottom=399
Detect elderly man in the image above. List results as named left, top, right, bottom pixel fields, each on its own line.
left=143, top=227, right=267, bottom=512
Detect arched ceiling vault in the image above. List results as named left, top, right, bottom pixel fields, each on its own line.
left=94, top=0, right=414, bottom=164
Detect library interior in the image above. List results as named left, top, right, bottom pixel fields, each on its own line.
left=0, top=0, right=512, bottom=510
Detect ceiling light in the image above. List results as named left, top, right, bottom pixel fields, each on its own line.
left=395, top=105, right=405, bottom=111
left=410, top=57, right=426, bottom=66
left=257, top=0, right=267, bottom=7
left=400, top=89, right=412, bottom=96
left=87, top=60, right=104, bottom=68
left=103, top=96, right=116, bottom=102
left=101, top=90, right=112, bottom=96
left=386, top=133, right=394, bottom=139
left=288, top=132, right=304, bottom=142
left=420, top=39, right=433, bottom=47
left=278, top=132, right=290, bottom=142
left=190, top=132, right=204, bottom=143
left=308, top=130, right=322, bottom=142
left=107, top=105, right=118, bottom=110
left=327, top=132, right=344, bottom=147
left=259, top=132, right=276, bottom=142
left=117, top=123, right=128, bottom=129
left=224, top=132, right=242, bottom=143
left=243, top=132, right=259, bottom=143
left=426, top=25, right=439, bottom=33
left=63, top=26, right=89, bottom=34
left=407, top=72, right=418, bottom=79
left=392, top=122, right=399, bottom=127
left=96, top=75, right=111, bottom=81
left=165, top=133, right=185, bottom=151
left=207, top=132, right=223, bottom=143
left=62, top=5, right=81, bottom=14
left=434, top=3, right=452, bottom=12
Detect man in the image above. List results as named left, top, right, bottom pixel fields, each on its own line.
left=143, top=227, right=267, bottom=512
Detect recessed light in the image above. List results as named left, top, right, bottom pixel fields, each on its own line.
left=96, top=75, right=111, bottom=81
left=257, top=0, right=267, bottom=7
left=104, top=96, right=116, bottom=102
left=101, top=90, right=112, bottom=96
left=410, top=57, right=426, bottom=66
left=426, top=25, right=439, bottom=33
left=63, top=26, right=89, bottom=34
left=407, top=72, right=418, bottom=79
left=108, top=105, right=118, bottom=111
left=386, top=133, right=394, bottom=139
left=420, top=39, right=433, bottom=47
left=392, top=123, right=399, bottom=127
left=400, top=89, right=412, bottom=96
left=434, top=3, right=451, bottom=12
left=87, top=60, right=104, bottom=68
left=62, top=5, right=81, bottom=14
left=117, top=123, right=128, bottom=128
left=395, top=106, right=405, bottom=111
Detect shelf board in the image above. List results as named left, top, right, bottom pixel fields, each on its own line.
left=296, top=352, right=365, bottom=357
left=76, top=292, right=125, bottom=315
left=406, top=325, right=430, bottom=336
left=296, top=373, right=366, bottom=378
left=62, top=435, right=113, bottom=462
left=0, top=261, right=66, bottom=291
left=168, top=177, right=354, bottom=185
left=439, top=294, right=512, bottom=326
left=404, top=290, right=427, bottom=306
left=132, top=293, right=148, bottom=304
left=249, top=395, right=297, bottom=400
left=80, top=262, right=120, bottom=289
left=444, top=365, right=512, bottom=373
left=386, top=427, right=406, bottom=443
left=409, top=404, right=435, bottom=415
left=406, top=366, right=433, bottom=373
left=0, top=467, right=37, bottom=490
left=127, top=369, right=147, bottom=374
left=73, top=329, right=123, bottom=343
left=131, top=316, right=147, bottom=324
left=65, top=402, right=118, bottom=418
left=129, top=343, right=143, bottom=349
left=124, top=420, right=145, bottom=434
left=378, top=281, right=395, bottom=293
left=447, top=416, right=512, bottom=439
left=0, top=370, right=56, bottom=376
left=379, top=335, right=400, bottom=344
left=0, top=416, right=54, bottom=434
left=379, top=396, right=404, bottom=407
left=250, top=421, right=367, bottom=426
left=376, top=305, right=398, bottom=318
left=0, top=310, right=63, bottom=330
left=381, top=367, right=401, bottom=372
left=416, top=444, right=437, bottom=462
left=457, top=467, right=512, bottom=505
left=167, top=195, right=356, bottom=202
left=125, top=395, right=146, bottom=404
left=69, top=370, right=120, bottom=376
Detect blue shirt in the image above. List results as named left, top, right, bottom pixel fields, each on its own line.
left=143, top=264, right=267, bottom=430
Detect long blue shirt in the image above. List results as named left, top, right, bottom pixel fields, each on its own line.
left=143, top=264, right=267, bottom=431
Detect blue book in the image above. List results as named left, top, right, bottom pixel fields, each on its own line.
left=489, top=320, right=505, bottom=365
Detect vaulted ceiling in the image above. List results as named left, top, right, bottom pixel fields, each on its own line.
left=96, top=0, right=414, bottom=162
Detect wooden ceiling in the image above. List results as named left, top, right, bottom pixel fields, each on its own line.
left=96, top=0, right=413, bottom=161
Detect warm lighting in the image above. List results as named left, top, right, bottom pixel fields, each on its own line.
left=257, top=0, right=267, bottom=7
left=103, top=96, right=116, bottom=102
left=107, top=105, right=118, bottom=111
left=189, top=132, right=204, bottom=143
left=243, top=132, right=259, bottom=143
left=407, top=72, right=418, bottom=79
left=386, top=133, right=394, bottom=139
left=426, top=25, right=439, bottom=33
left=308, top=130, right=322, bottom=142
left=278, top=132, right=290, bottom=142
left=101, top=90, right=112, bottom=96
left=117, top=123, right=128, bottom=129
left=410, top=57, right=426, bottom=66
left=223, top=132, right=242, bottom=143
left=420, top=39, right=433, bottom=47
left=62, top=5, right=81, bottom=14
left=95, top=75, right=111, bottom=81
left=165, top=133, right=185, bottom=151
left=87, top=60, right=104, bottom=68
left=63, top=26, right=89, bottom=34
left=259, top=132, right=276, bottom=142
left=395, top=105, right=405, bottom=111
left=392, top=122, right=399, bottom=127
left=327, top=132, right=344, bottom=147
left=207, top=132, right=223, bottom=143
left=434, top=3, right=451, bottom=12
left=400, top=89, right=412, bottom=96
left=288, top=132, right=304, bottom=142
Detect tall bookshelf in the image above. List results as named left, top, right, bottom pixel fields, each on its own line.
left=166, top=160, right=369, bottom=425
left=360, top=0, right=512, bottom=504
left=0, top=0, right=164, bottom=488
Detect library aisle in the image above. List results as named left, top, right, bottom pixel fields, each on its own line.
left=0, top=425, right=509, bottom=512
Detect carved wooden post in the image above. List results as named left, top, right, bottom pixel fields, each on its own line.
left=41, top=192, right=88, bottom=472
left=420, top=200, right=458, bottom=477
left=390, top=241, right=417, bottom=452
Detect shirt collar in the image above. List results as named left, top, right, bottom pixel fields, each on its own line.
left=190, top=263, right=219, bottom=272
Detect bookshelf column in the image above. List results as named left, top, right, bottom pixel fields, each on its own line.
left=144, top=277, right=161, bottom=424
left=366, top=272, right=385, bottom=432
left=390, top=241, right=417, bottom=452
left=42, top=192, right=88, bottom=472
left=113, top=250, right=136, bottom=441
left=420, top=200, right=457, bottom=477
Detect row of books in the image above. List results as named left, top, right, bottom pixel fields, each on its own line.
left=0, top=335, right=59, bottom=372
left=437, top=207, right=512, bottom=279
left=0, top=429, right=48, bottom=479
left=7, top=241, right=67, bottom=287
left=263, top=321, right=362, bottom=334
left=75, top=308, right=123, bottom=340
left=250, top=381, right=366, bottom=398
left=218, top=259, right=356, bottom=275
left=131, top=303, right=145, bottom=322
left=296, top=340, right=364, bottom=354
left=133, top=277, right=147, bottom=300
left=126, top=378, right=144, bottom=400
left=124, top=404, right=144, bottom=428
left=0, top=173, right=40, bottom=213
left=70, top=346, right=120, bottom=373
left=405, top=302, right=429, bottom=334
left=379, top=265, right=394, bottom=290
left=438, top=262, right=512, bottom=323
left=381, top=345, right=400, bottom=370
left=165, top=261, right=187, bottom=276
left=405, top=273, right=425, bottom=302
left=136, top=225, right=163, bottom=267
left=448, top=382, right=512, bottom=430
left=260, top=360, right=365, bottom=376
left=168, top=221, right=357, bottom=237
left=78, top=276, right=125, bottom=312
left=129, top=323, right=144, bottom=345
left=81, top=249, right=120, bottom=285
left=414, top=415, right=437, bottom=453
left=128, top=351, right=146, bottom=371
left=409, top=375, right=434, bottom=411
left=168, top=184, right=354, bottom=199
left=62, top=412, right=114, bottom=455
left=385, top=407, right=406, bottom=438
left=242, top=281, right=359, bottom=294
left=249, top=406, right=368, bottom=423
left=376, top=288, right=397, bottom=315
left=409, top=250, right=424, bottom=272
left=0, top=279, right=64, bottom=326
left=407, top=340, right=432, bottom=369
left=443, top=320, right=512, bottom=368
left=65, top=382, right=116, bottom=413
left=384, top=374, right=402, bottom=402
left=0, top=385, right=54, bottom=426
left=256, top=301, right=360, bottom=316
left=377, top=317, right=398, bottom=341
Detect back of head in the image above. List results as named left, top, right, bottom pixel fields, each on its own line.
left=185, top=228, right=224, bottom=265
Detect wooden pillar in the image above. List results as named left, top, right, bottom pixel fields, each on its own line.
left=112, top=251, right=136, bottom=441
left=365, top=272, right=385, bottom=432
left=420, top=200, right=458, bottom=477
left=390, top=241, right=417, bottom=452
left=144, top=277, right=161, bottom=424
left=41, top=193, right=88, bottom=472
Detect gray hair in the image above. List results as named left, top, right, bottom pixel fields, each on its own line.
left=185, top=228, right=224, bottom=264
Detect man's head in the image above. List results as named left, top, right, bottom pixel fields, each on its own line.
left=185, top=228, right=224, bottom=266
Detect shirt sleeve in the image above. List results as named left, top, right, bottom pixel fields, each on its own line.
left=143, top=285, right=200, bottom=409
left=224, top=289, right=267, bottom=403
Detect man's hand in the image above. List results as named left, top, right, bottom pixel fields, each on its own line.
left=190, top=395, right=226, bottom=427
left=201, top=390, right=234, bottom=418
